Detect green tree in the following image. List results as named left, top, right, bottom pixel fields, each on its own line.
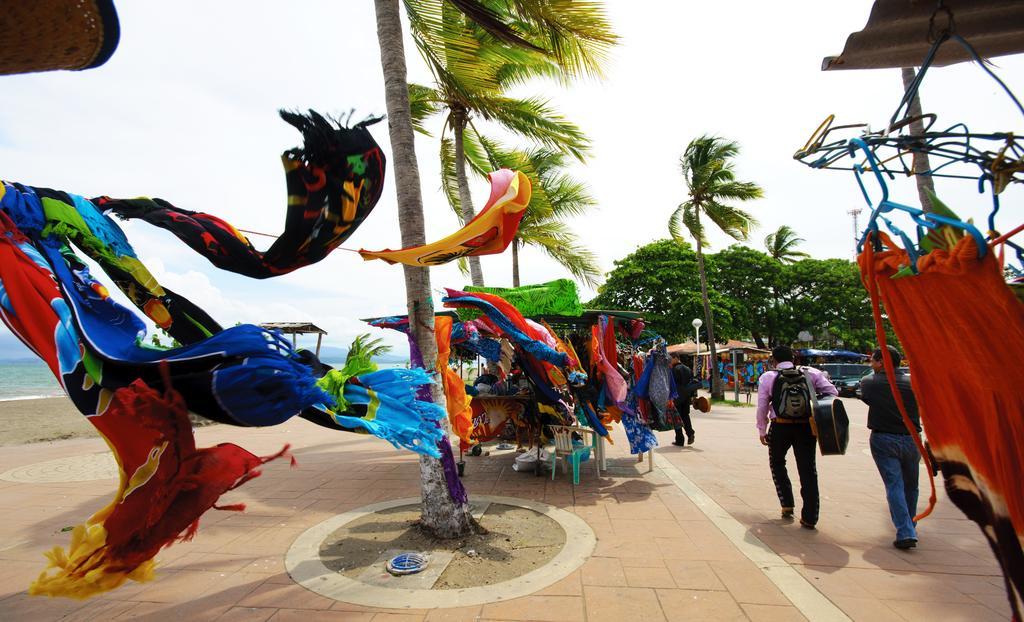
left=706, top=245, right=782, bottom=348
left=590, top=240, right=737, bottom=343
left=669, top=136, right=763, bottom=399
left=775, top=258, right=891, bottom=352
left=407, top=0, right=614, bottom=285
left=764, top=225, right=810, bottom=263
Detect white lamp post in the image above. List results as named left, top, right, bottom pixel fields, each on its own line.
left=692, top=318, right=703, bottom=373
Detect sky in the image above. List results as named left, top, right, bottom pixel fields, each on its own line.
left=0, top=0, right=1021, bottom=359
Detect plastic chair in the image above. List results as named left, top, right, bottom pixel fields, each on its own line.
left=549, top=426, right=599, bottom=485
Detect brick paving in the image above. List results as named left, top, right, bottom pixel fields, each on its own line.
left=0, top=397, right=1011, bottom=621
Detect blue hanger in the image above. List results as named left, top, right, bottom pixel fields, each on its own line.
left=849, top=138, right=988, bottom=261
left=979, top=175, right=1024, bottom=268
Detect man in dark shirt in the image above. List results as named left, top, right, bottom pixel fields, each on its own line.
left=859, top=345, right=922, bottom=550
left=670, top=355, right=697, bottom=446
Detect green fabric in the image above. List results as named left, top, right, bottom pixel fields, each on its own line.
left=316, top=354, right=378, bottom=412
left=460, top=279, right=583, bottom=320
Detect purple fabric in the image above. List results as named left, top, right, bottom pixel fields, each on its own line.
left=407, top=331, right=468, bottom=505
left=755, top=362, right=838, bottom=435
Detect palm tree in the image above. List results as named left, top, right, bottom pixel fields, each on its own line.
left=444, top=133, right=600, bottom=286
left=669, top=136, right=763, bottom=399
left=346, top=333, right=393, bottom=364
left=374, top=0, right=476, bottom=539
left=406, top=1, right=613, bottom=285
left=374, top=0, right=602, bottom=539
left=900, top=67, right=935, bottom=213
left=764, top=225, right=810, bottom=263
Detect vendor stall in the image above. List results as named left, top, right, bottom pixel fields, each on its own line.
left=669, top=339, right=771, bottom=391
left=367, top=280, right=674, bottom=482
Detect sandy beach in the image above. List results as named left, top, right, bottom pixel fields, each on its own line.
left=0, top=397, right=98, bottom=446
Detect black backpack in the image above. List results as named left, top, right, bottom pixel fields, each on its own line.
left=771, top=367, right=812, bottom=419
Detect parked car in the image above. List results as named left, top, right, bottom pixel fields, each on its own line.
left=818, top=363, right=872, bottom=397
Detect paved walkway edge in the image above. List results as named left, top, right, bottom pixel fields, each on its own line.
left=654, top=452, right=851, bottom=622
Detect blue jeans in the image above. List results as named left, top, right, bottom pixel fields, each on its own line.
left=870, top=431, right=921, bottom=541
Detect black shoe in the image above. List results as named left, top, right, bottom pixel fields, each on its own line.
left=893, top=538, right=918, bottom=550
left=781, top=508, right=794, bottom=521
left=687, top=433, right=695, bottom=445
left=799, top=519, right=817, bottom=530
left=672, top=440, right=686, bottom=447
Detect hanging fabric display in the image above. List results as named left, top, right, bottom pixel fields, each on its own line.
left=460, top=279, right=584, bottom=320
left=29, top=379, right=292, bottom=599
left=861, top=232, right=1024, bottom=619
left=435, top=316, right=474, bottom=448
left=359, top=169, right=531, bottom=266
left=442, top=289, right=570, bottom=368
left=99, top=111, right=386, bottom=280
left=0, top=110, right=452, bottom=599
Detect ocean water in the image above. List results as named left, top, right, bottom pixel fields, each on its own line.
left=0, top=360, right=65, bottom=401
left=0, top=359, right=409, bottom=401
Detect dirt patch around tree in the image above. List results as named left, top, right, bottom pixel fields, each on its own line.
left=318, top=502, right=566, bottom=589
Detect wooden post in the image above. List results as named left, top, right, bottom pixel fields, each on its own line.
left=292, top=333, right=297, bottom=349
left=315, top=333, right=323, bottom=357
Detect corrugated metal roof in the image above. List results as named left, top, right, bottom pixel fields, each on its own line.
left=259, top=322, right=327, bottom=334
left=823, top=0, right=1024, bottom=71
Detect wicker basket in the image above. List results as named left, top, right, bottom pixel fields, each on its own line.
left=0, top=0, right=120, bottom=76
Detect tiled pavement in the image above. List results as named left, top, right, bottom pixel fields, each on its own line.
left=0, top=397, right=1011, bottom=621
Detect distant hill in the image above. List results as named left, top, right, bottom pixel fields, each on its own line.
left=315, top=345, right=407, bottom=365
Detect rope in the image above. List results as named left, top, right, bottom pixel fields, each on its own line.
left=862, top=232, right=937, bottom=522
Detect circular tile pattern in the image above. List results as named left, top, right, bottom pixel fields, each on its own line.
left=286, top=495, right=596, bottom=609
left=0, top=452, right=117, bottom=483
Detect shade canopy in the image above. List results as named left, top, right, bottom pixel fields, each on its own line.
left=823, top=0, right=1024, bottom=71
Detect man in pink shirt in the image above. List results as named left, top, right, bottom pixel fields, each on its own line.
left=756, top=346, right=838, bottom=528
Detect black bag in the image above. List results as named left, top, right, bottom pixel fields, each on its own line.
left=771, top=367, right=812, bottom=419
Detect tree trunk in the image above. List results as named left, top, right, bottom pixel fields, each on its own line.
left=452, top=107, right=485, bottom=286
left=751, top=332, right=766, bottom=350
left=374, top=0, right=474, bottom=538
left=511, top=237, right=521, bottom=287
left=695, top=233, right=723, bottom=399
left=900, top=67, right=936, bottom=214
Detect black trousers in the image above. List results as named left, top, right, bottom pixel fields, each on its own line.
left=768, top=421, right=819, bottom=525
left=673, top=399, right=694, bottom=439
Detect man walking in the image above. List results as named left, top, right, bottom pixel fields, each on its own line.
left=860, top=346, right=922, bottom=550
left=756, top=346, right=837, bottom=529
left=671, top=354, right=697, bottom=446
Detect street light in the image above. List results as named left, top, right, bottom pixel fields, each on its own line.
left=692, top=318, right=703, bottom=373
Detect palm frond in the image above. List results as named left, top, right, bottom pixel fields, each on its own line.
left=703, top=202, right=758, bottom=241
left=440, top=137, right=462, bottom=216
left=408, top=83, right=443, bottom=136
left=470, top=94, right=590, bottom=160
left=515, top=219, right=601, bottom=286
left=346, top=333, right=393, bottom=363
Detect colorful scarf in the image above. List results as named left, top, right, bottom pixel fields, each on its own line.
left=29, top=380, right=291, bottom=599
left=359, top=169, right=531, bottom=266
left=460, top=278, right=583, bottom=320
left=99, top=111, right=385, bottom=280
left=861, top=233, right=1024, bottom=618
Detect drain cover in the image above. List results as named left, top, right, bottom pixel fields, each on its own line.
left=386, top=552, right=429, bottom=576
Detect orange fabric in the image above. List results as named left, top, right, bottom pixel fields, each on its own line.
left=435, top=316, right=473, bottom=447
left=358, top=169, right=531, bottom=266
left=860, top=232, right=1024, bottom=616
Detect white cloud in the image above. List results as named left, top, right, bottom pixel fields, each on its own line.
left=1, top=0, right=1022, bottom=358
